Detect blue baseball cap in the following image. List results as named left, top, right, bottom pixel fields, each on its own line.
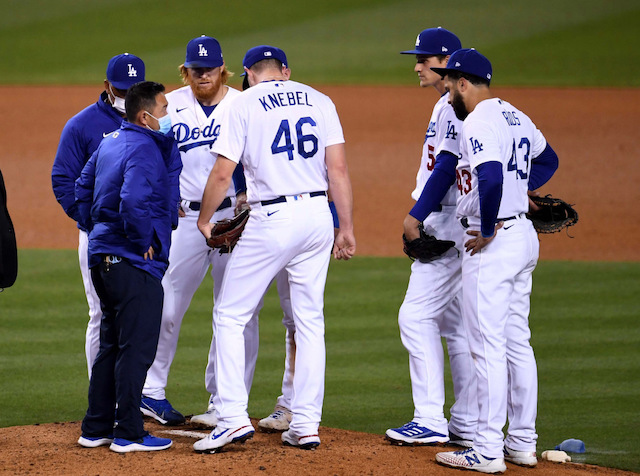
left=431, top=48, right=493, bottom=84
left=184, top=35, right=224, bottom=68
left=106, top=53, right=145, bottom=90
left=242, top=45, right=288, bottom=75
left=400, top=27, right=461, bottom=56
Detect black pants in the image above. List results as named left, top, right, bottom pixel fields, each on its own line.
left=81, top=258, right=163, bottom=440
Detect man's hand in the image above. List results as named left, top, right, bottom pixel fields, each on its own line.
left=198, top=221, right=215, bottom=241
left=464, top=222, right=503, bottom=256
left=333, top=230, right=356, bottom=260
left=403, top=214, right=421, bottom=241
left=144, top=246, right=155, bottom=260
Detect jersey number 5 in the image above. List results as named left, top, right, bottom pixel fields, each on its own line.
left=426, top=144, right=435, bottom=171
left=271, top=117, right=319, bottom=160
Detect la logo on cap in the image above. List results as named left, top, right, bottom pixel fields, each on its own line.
left=199, top=44, right=208, bottom=57
left=128, top=64, right=137, bottom=78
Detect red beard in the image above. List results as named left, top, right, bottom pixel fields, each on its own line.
left=188, top=74, right=222, bottom=103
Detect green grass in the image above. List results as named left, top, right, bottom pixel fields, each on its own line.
left=0, top=0, right=638, bottom=86
left=1, top=251, right=639, bottom=471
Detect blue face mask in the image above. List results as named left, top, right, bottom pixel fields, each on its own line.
left=145, top=111, right=172, bottom=135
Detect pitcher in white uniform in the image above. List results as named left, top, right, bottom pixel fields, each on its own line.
left=431, top=49, right=559, bottom=473
left=193, top=45, right=356, bottom=454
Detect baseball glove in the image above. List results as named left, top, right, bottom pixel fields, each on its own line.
left=526, top=194, right=579, bottom=234
left=206, top=208, right=250, bottom=253
left=402, top=224, right=456, bottom=263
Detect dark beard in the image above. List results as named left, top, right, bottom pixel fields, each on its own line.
left=451, top=93, right=469, bottom=121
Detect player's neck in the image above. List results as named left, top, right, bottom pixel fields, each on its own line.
left=467, top=88, right=492, bottom=113
left=433, top=82, right=446, bottom=96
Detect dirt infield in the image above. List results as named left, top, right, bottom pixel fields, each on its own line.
left=1, top=85, right=639, bottom=260
left=0, top=420, right=637, bottom=476
left=0, top=86, right=638, bottom=474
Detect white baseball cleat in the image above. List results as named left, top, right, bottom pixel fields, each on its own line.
left=193, top=425, right=255, bottom=454
left=190, top=395, right=218, bottom=428
left=503, top=446, right=538, bottom=467
left=281, top=430, right=320, bottom=450
left=436, top=448, right=507, bottom=473
left=258, top=405, right=292, bottom=432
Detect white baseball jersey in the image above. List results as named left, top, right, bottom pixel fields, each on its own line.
left=167, top=85, right=241, bottom=201
left=412, top=92, right=462, bottom=208
left=211, top=80, right=344, bottom=203
left=456, top=98, right=547, bottom=220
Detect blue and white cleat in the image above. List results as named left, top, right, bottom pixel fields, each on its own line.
left=140, top=396, right=185, bottom=426
left=109, top=435, right=173, bottom=453
left=385, top=421, right=449, bottom=445
left=193, top=424, right=255, bottom=454
left=436, top=448, right=506, bottom=473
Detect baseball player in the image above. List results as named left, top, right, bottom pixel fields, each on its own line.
left=386, top=28, right=477, bottom=447
left=431, top=49, right=558, bottom=472
left=52, top=53, right=146, bottom=376
left=140, top=35, right=255, bottom=426
left=193, top=45, right=355, bottom=453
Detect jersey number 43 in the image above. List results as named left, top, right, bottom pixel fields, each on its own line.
left=271, top=117, right=319, bottom=160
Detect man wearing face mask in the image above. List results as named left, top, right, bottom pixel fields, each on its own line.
left=74, top=81, right=182, bottom=452
left=51, top=53, right=146, bottom=378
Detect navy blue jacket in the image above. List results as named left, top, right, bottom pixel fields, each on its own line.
left=75, top=122, right=182, bottom=280
left=52, top=92, right=124, bottom=229
left=52, top=92, right=181, bottom=230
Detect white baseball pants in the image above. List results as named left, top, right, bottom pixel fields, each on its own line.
left=398, top=208, right=477, bottom=438
left=143, top=206, right=259, bottom=400
left=78, top=229, right=103, bottom=378
left=212, top=196, right=333, bottom=436
left=461, top=217, right=539, bottom=458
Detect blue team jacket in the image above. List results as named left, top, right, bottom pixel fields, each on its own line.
left=52, top=92, right=181, bottom=230
left=75, top=122, right=182, bottom=280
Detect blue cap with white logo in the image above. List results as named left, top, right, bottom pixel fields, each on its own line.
left=184, top=35, right=224, bottom=68
left=242, top=45, right=288, bottom=72
left=106, top=53, right=145, bottom=90
left=400, top=27, right=461, bottom=56
left=430, top=48, right=493, bottom=84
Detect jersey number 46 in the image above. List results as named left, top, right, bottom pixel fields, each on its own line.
left=271, top=117, right=319, bottom=161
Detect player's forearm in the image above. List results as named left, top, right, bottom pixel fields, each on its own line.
left=328, top=176, right=354, bottom=232
left=476, top=161, right=503, bottom=238
left=409, top=151, right=458, bottom=221
left=198, top=156, right=234, bottom=227
left=326, top=144, right=353, bottom=231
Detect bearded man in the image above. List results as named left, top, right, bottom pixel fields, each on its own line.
left=140, top=36, right=254, bottom=427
